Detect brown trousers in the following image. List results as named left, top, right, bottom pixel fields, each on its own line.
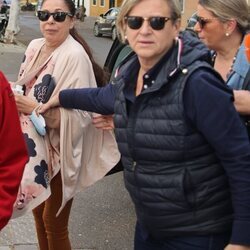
left=33, top=172, right=73, bottom=250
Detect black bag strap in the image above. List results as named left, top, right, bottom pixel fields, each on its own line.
left=242, top=67, right=250, bottom=90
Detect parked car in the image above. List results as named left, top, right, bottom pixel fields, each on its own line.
left=21, top=2, right=35, bottom=11
left=93, top=7, right=119, bottom=41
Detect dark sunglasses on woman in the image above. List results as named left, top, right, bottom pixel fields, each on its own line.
left=37, top=11, right=73, bottom=22
left=125, top=16, right=171, bottom=30
left=196, top=16, right=217, bottom=29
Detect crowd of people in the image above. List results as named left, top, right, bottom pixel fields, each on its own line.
left=1, top=0, right=250, bottom=249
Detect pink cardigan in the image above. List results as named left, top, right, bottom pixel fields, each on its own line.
left=12, top=35, right=120, bottom=217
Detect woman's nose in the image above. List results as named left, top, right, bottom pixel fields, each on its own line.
left=139, top=20, right=152, bottom=34
left=47, top=15, right=55, bottom=23
left=193, top=22, right=201, bottom=33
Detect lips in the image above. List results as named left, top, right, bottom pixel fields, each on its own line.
left=138, top=40, right=154, bottom=45
left=45, top=29, right=57, bottom=33
left=138, top=39, right=153, bottom=43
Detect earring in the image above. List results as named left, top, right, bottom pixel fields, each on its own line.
left=124, top=35, right=128, bottom=44
left=225, top=32, right=230, bottom=37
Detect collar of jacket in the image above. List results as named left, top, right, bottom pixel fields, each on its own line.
left=115, top=31, right=212, bottom=93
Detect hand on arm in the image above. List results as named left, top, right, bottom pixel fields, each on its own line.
left=233, top=90, right=250, bottom=115
left=35, top=93, right=60, bottom=129
left=225, top=244, right=250, bottom=250
left=92, top=114, right=114, bottom=130
left=38, top=93, right=60, bottom=114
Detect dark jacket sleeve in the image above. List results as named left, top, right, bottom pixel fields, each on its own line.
left=0, top=72, right=28, bottom=230
left=184, top=69, right=250, bottom=245
left=59, top=83, right=117, bottom=115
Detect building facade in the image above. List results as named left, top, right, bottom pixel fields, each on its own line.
left=181, top=0, right=198, bottom=28
left=90, top=0, right=122, bottom=17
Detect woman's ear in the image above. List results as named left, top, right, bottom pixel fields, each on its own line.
left=224, top=19, right=237, bottom=36
left=70, top=16, right=76, bottom=29
left=173, top=18, right=181, bottom=36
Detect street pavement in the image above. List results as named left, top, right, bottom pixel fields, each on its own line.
left=0, top=12, right=136, bottom=250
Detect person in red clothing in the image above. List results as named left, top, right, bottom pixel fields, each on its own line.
left=0, top=71, right=28, bottom=230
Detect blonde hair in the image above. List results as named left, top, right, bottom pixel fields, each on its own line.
left=116, top=0, right=182, bottom=42
left=198, top=0, right=250, bottom=34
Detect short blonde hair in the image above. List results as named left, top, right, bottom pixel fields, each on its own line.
left=198, top=0, right=250, bottom=34
left=116, top=0, right=182, bottom=43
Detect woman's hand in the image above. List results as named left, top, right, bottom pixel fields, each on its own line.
left=92, top=114, right=114, bottom=130
left=38, top=93, right=60, bottom=114
left=225, top=244, right=250, bottom=250
left=14, top=94, right=38, bottom=114
left=233, top=90, right=250, bottom=115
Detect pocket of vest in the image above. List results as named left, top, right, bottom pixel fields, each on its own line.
left=182, top=168, right=196, bottom=209
left=163, top=168, right=196, bottom=210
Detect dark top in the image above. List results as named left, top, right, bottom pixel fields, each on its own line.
left=60, top=68, right=250, bottom=244
left=59, top=32, right=250, bottom=243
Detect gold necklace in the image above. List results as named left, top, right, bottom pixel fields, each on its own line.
left=226, top=52, right=238, bottom=79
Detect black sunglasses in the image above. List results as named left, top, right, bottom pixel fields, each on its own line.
left=196, top=16, right=217, bottom=29
left=37, top=10, right=73, bottom=22
left=125, top=16, right=171, bottom=30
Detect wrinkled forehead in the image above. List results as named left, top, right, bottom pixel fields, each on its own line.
left=128, top=0, right=171, bottom=16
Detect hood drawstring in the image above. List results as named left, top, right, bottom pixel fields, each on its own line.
left=169, top=37, right=188, bottom=78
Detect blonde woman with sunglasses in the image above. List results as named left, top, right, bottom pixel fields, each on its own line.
left=194, top=0, right=250, bottom=119
left=39, top=0, right=250, bottom=249
left=11, top=0, right=120, bottom=249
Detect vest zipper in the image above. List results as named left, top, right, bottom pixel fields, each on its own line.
left=132, top=161, right=136, bottom=170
